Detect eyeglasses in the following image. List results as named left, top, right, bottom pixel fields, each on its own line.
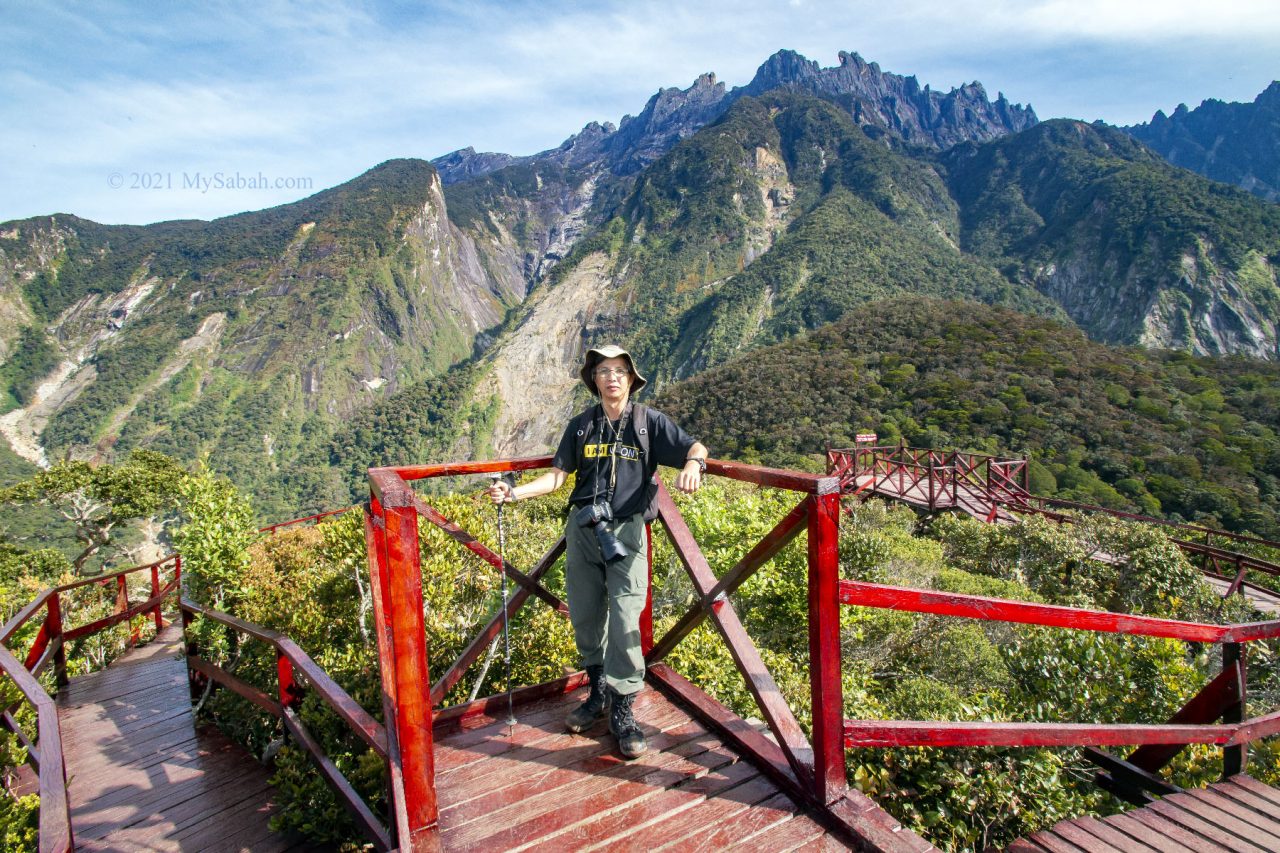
left=593, top=367, right=631, bottom=378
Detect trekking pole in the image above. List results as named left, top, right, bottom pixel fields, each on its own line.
left=490, top=472, right=518, bottom=732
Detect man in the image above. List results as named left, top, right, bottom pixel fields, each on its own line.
left=487, top=345, right=707, bottom=758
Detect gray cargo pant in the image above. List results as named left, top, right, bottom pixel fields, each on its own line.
left=564, top=512, right=648, bottom=696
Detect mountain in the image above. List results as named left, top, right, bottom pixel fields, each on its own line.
left=738, top=50, right=1037, bottom=149
left=0, top=160, right=525, bottom=515
left=943, top=119, right=1280, bottom=357
left=431, top=49, right=1038, bottom=186
left=1124, top=82, right=1280, bottom=202
left=334, top=94, right=1278, bottom=493
left=655, top=298, right=1280, bottom=538
left=3, top=50, right=1278, bottom=526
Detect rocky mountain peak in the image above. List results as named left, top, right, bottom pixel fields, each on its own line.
left=431, top=48, right=1038, bottom=186
left=747, top=48, right=822, bottom=90
left=1124, top=81, right=1280, bottom=201
left=739, top=49, right=1036, bottom=149
left=430, top=147, right=519, bottom=185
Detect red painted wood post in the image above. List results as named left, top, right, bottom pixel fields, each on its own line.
left=150, top=563, right=163, bottom=631
left=182, top=606, right=204, bottom=702
left=367, top=474, right=440, bottom=852
left=48, top=591, right=68, bottom=687
left=365, top=500, right=411, bottom=845
left=116, top=574, right=139, bottom=647
left=278, top=653, right=303, bottom=709
left=1223, top=643, right=1247, bottom=776
left=807, top=490, right=846, bottom=805
left=641, top=522, right=654, bottom=655
left=927, top=457, right=935, bottom=509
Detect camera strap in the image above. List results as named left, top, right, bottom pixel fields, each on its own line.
left=597, top=402, right=631, bottom=509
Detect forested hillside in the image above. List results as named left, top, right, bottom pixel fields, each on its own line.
left=0, top=160, right=525, bottom=519
left=316, top=92, right=1279, bottom=512
left=1, top=51, right=1277, bottom=531
left=657, top=299, right=1280, bottom=538
left=943, top=120, right=1280, bottom=356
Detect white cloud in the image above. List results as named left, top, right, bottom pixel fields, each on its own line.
left=2, top=0, right=1277, bottom=223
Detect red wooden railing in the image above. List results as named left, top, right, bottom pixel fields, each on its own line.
left=0, top=554, right=180, bottom=852
left=179, top=598, right=393, bottom=850
left=837, top=577, right=1280, bottom=801
left=830, top=445, right=1280, bottom=591
left=1018, top=495, right=1280, bottom=591
left=829, top=443, right=1031, bottom=523
left=260, top=506, right=352, bottom=535
left=0, top=507, right=372, bottom=853
left=15, top=447, right=1277, bottom=849
left=828, top=446, right=1280, bottom=803
left=364, top=456, right=923, bottom=852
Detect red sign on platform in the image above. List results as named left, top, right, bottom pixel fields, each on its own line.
left=855, top=433, right=878, bottom=443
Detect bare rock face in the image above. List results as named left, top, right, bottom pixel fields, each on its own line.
left=485, top=251, right=618, bottom=457
left=432, top=49, right=1037, bottom=187
left=1033, top=244, right=1279, bottom=361
left=740, top=50, right=1038, bottom=149
left=0, top=160, right=518, bottom=466
left=431, top=147, right=520, bottom=185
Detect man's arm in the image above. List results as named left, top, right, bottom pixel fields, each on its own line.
left=674, top=441, right=708, bottom=495
left=487, top=468, right=569, bottom=504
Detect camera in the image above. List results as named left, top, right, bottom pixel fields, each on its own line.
left=574, top=502, right=629, bottom=563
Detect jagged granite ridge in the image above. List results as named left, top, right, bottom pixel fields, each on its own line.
left=1124, top=81, right=1280, bottom=202
left=432, top=48, right=1038, bottom=185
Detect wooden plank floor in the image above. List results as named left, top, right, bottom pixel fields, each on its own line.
left=434, top=683, right=856, bottom=851
left=1009, top=774, right=1280, bottom=852
left=56, top=624, right=304, bottom=852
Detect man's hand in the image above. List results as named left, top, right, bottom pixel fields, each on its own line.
left=486, top=480, right=514, bottom=504
left=676, top=459, right=705, bottom=494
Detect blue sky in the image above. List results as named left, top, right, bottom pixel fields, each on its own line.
left=3, top=0, right=1277, bottom=225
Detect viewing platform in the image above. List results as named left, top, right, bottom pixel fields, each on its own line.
left=6, top=448, right=1280, bottom=850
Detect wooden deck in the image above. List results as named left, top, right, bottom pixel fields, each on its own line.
left=433, top=682, right=863, bottom=850
left=1011, top=774, right=1280, bottom=852
left=56, top=625, right=302, bottom=851
left=853, top=474, right=1018, bottom=524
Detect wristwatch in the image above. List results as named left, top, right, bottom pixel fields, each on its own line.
left=690, top=457, right=706, bottom=475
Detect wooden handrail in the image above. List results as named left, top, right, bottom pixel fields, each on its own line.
left=179, top=598, right=387, bottom=757
left=367, top=455, right=854, bottom=847
left=838, top=576, right=1280, bottom=758
left=259, top=507, right=352, bottom=534
left=0, top=646, right=72, bottom=852
left=179, top=597, right=392, bottom=851
left=0, top=505, right=375, bottom=853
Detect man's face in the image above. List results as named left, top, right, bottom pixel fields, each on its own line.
left=593, top=356, right=633, bottom=400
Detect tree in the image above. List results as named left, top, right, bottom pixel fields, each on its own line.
left=171, top=460, right=258, bottom=608
left=0, top=450, right=185, bottom=573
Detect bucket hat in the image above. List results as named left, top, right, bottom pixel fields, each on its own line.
left=580, top=345, right=648, bottom=397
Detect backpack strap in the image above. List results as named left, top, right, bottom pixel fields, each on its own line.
left=572, top=404, right=599, bottom=462
left=631, top=403, right=662, bottom=523
left=631, top=403, right=652, bottom=472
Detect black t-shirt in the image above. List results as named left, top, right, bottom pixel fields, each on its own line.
left=553, top=404, right=698, bottom=518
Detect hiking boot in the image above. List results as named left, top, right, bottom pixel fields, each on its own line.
left=608, top=688, right=648, bottom=759
left=565, top=665, right=609, bottom=732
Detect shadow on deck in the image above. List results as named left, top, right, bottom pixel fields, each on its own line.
left=55, top=624, right=305, bottom=852
left=433, top=681, right=854, bottom=851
